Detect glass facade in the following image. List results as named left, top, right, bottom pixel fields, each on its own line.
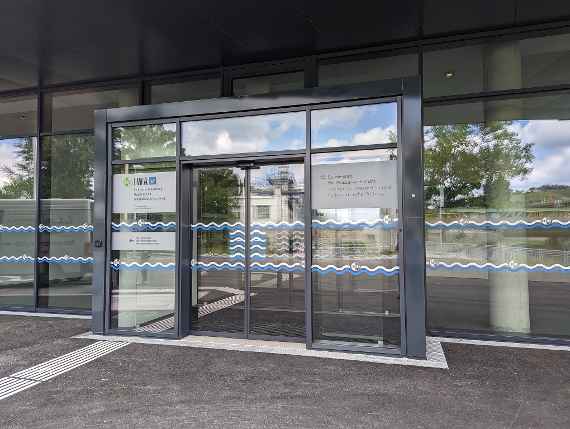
left=110, top=162, right=176, bottom=331
left=38, top=135, right=94, bottom=309
left=181, top=111, right=306, bottom=156
left=311, top=148, right=400, bottom=349
left=0, top=11, right=568, bottom=347
left=0, top=137, right=36, bottom=307
left=425, top=93, right=570, bottom=339
left=149, top=78, right=221, bottom=104
left=232, top=72, right=304, bottom=96
left=113, top=123, right=177, bottom=160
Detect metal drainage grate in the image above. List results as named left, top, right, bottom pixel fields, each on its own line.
left=0, top=341, right=128, bottom=401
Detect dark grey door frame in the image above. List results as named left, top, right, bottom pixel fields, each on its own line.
left=92, top=78, right=426, bottom=359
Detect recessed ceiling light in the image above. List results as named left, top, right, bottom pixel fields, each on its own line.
left=19, top=114, right=27, bottom=120
left=444, top=71, right=455, bottom=79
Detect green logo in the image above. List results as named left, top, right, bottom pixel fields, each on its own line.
left=122, top=176, right=130, bottom=187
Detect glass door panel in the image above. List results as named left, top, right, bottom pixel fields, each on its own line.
left=191, top=167, right=246, bottom=334
left=311, top=149, right=401, bottom=350
left=249, top=164, right=305, bottom=338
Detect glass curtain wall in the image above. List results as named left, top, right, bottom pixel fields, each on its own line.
left=0, top=95, right=37, bottom=307
left=110, top=124, right=177, bottom=332
left=424, top=92, right=570, bottom=340
left=310, top=103, right=401, bottom=350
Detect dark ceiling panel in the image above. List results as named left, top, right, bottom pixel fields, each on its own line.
left=300, top=0, right=420, bottom=51
left=423, top=0, right=516, bottom=35
left=0, top=0, right=40, bottom=90
left=516, top=0, right=570, bottom=25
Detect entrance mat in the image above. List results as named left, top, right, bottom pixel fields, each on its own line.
left=73, top=333, right=448, bottom=369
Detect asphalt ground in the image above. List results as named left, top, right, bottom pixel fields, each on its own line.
left=1, top=315, right=570, bottom=428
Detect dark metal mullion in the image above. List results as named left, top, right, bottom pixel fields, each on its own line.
left=33, top=87, right=42, bottom=311
left=244, top=168, right=251, bottom=338
left=174, top=119, right=182, bottom=337
left=304, top=107, right=312, bottom=348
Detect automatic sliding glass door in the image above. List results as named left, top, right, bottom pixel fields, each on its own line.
left=190, top=163, right=305, bottom=339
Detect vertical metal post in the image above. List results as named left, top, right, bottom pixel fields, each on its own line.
left=92, top=110, right=108, bottom=334
left=244, top=168, right=251, bottom=337
left=304, top=108, right=313, bottom=348
left=33, top=89, right=42, bottom=311
left=401, top=77, right=426, bottom=359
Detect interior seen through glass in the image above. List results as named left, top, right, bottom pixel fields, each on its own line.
left=191, top=163, right=305, bottom=338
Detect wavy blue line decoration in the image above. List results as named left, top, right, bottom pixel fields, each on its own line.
left=191, top=261, right=245, bottom=272
left=112, top=221, right=176, bottom=232
left=110, top=261, right=176, bottom=271
left=0, top=255, right=35, bottom=264
left=250, top=262, right=305, bottom=273
left=37, top=256, right=93, bottom=264
left=39, top=224, right=94, bottom=233
left=428, top=261, right=570, bottom=273
left=426, top=219, right=570, bottom=230
left=312, top=219, right=397, bottom=230
left=0, top=226, right=36, bottom=233
left=311, top=264, right=400, bottom=277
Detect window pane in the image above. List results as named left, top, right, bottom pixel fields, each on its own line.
left=43, top=87, right=139, bottom=133
left=0, top=137, right=36, bottom=306
left=182, top=111, right=305, bottom=156
left=0, top=95, right=37, bottom=138
left=233, top=72, right=304, bottom=96
left=112, top=123, right=176, bottom=160
left=38, top=135, right=94, bottom=309
left=311, top=103, right=397, bottom=149
left=425, top=92, right=570, bottom=340
left=424, top=33, right=570, bottom=98
left=319, top=54, right=418, bottom=87
left=150, top=78, right=221, bottom=104
left=111, top=162, right=176, bottom=331
left=311, top=149, right=400, bottom=349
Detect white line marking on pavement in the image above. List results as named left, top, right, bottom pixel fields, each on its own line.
left=0, top=341, right=128, bottom=401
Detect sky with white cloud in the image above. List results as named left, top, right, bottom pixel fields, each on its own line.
left=507, top=120, right=570, bottom=190
left=0, top=138, right=24, bottom=188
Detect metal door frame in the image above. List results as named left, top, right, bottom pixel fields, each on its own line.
left=93, top=78, right=426, bottom=358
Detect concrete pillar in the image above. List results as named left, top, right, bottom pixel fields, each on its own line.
left=484, top=41, right=530, bottom=333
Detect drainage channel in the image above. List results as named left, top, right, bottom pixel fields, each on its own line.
left=0, top=341, right=128, bottom=401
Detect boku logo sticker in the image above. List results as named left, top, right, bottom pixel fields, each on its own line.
left=122, top=176, right=157, bottom=187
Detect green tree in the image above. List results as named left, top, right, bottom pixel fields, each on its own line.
left=113, top=125, right=176, bottom=159
left=41, top=135, right=95, bottom=199
left=0, top=137, right=35, bottom=199
left=424, top=121, right=533, bottom=208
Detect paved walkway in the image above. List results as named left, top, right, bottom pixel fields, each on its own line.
left=1, top=315, right=570, bottom=428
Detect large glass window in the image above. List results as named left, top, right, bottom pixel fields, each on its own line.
left=0, top=137, right=36, bottom=306
left=311, top=149, right=400, bottom=349
left=113, top=123, right=177, bottom=160
left=319, top=54, right=418, bottom=87
left=0, top=95, right=37, bottom=138
left=232, top=72, right=304, bottom=96
left=424, top=32, right=570, bottom=98
left=311, top=102, right=397, bottom=149
left=38, top=135, right=94, bottom=309
left=425, top=92, right=570, bottom=339
left=42, top=87, right=139, bottom=133
left=149, top=78, right=221, bottom=104
left=110, top=162, right=176, bottom=331
left=182, top=111, right=305, bottom=157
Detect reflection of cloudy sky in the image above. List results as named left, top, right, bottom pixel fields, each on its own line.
left=0, top=139, right=24, bottom=187
left=509, top=120, right=570, bottom=190
left=183, top=111, right=305, bottom=155
left=312, top=103, right=397, bottom=148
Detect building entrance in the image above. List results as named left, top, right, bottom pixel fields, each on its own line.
left=190, top=162, right=305, bottom=340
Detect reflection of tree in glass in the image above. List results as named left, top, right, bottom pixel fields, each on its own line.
left=199, top=169, right=242, bottom=255
left=113, top=125, right=176, bottom=159
left=0, top=137, right=34, bottom=199
left=424, top=122, right=534, bottom=208
left=41, top=135, right=94, bottom=199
